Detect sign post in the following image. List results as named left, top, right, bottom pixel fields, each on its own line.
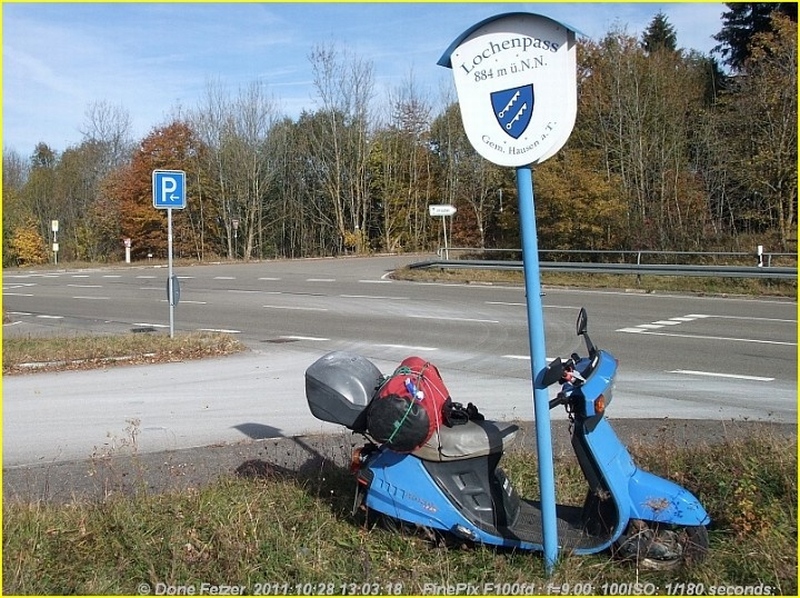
left=429, top=204, right=457, bottom=259
left=51, top=220, right=59, bottom=265
left=152, top=169, right=187, bottom=338
left=439, top=12, right=579, bottom=573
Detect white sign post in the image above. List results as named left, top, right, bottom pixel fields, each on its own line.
left=152, top=169, right=187, bottom=338
left=429, top=204, right=457, bottom=259
left=51, top=220, right=59, bottom=265
left=439, top=12, right=579, bottom=574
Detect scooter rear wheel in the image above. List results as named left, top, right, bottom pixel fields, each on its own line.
left=614, top=520, right=708, bottom=570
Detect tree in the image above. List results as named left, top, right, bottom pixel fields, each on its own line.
left=104, top=121, right=208, bottom=261
left=641, top=11, right=678, bottom=54
left=534, top=148, right=626, bottom=250
left=718, top=12, right=797, bottom=247
left=369, top=73, right=436, bottom=252
left=191, top=81, right=280, bottom=260
left=80, top=100, right=135, bottom=173
left=9, top=218, right=49, bottom=266
left=575, top=30, right=712, bottom=249
left=307, top=43, right=375, bottom=253
left=713, top=3, right=798, bottom=71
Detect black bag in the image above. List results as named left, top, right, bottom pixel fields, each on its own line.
left=366, top=393, right=431, bottom=453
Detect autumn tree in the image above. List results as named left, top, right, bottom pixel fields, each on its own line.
left=716, top=12, right=797, bottom=247
left=9, top=218, right=49, bottom=266
left=103, top=121, right=208, bottom=261
left=534, top=148, right=626, bottom=251
left=576, top=29, right=712, bottom=249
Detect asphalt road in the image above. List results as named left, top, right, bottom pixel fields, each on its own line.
left=3, top=256, right=797, bottom=468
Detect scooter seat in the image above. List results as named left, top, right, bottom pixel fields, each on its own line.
left=413, top=420, right=520, bottom=462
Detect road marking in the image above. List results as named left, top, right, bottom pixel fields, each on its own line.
left=503, top=354, right=559, bottom=362
left=378, top=343, right=438, bottom=352
left=340, top=294, right=406, bottom=300
left=281, top=335, right=330, bottom=341
left=669, top=369, right=774, bottom=382
left=3, top=292, right=34, bottom=297
left=36, top=315, right=63, bottom=319
left=102, top=275, right=122, bottom=278
left=702, top=314, right=797, bottom=323
left=133, top=322, right=169, bottom=328
left=618, top=329, right=795, bottom=346
left=68, top=284, right=102, bottom=288
left=359, top=279, right=392, bottom=284
left=137, top=275, right=157, bottom=279
left=263, top=305, right=328, bottom=312
left=307, top=278, right=335, bottom=282
left=214, top=276, right=236, bottom=280
left=408, top=314, right=499, bottom=324
left=486, top=301, right=526, bottom=306
left=259, top=277, right=281, bottom=281
left=198, top=328, right=241, bottom=334
left=71, top=275, right=90, bottom=278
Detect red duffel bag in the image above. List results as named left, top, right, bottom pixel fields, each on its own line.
left=366, top=356, right=451, bottom=452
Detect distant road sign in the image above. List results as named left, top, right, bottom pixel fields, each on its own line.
left=152, top=170, right=187, bottom=209
left=429, top=204, right=457, bottom=217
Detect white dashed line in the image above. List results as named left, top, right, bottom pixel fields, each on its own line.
left=263, top=305, right=328, bottom=312
left=378, top=343, right=438, bottom=352
left=669, top=369, right=774, bottom=382
left=408, top=315, right=499, bottom=324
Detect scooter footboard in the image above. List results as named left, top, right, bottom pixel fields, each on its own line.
left=628, top=469, right=711, bottom=526
left=363, top=450, right=466, bottom=532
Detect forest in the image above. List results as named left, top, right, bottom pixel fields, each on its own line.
left=2, top=4, right=796, bottom=267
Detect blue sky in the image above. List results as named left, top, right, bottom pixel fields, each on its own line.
left=3, top=2, right=726, bottom=155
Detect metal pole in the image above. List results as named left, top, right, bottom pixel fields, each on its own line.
left=168, top=208, right=175, bottom=338
left=442, top=215, right=449, bottom=260
left=516, top=165, right=558, bottom=573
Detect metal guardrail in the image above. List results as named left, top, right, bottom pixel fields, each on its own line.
left=409, top=258, right=797, bottom=279
left=437, top=247, right=796, bottom=267
left=412, top=247, right=797, bottom=279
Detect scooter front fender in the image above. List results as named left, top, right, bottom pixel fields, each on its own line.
left=628, top=469, right=710, bottom=526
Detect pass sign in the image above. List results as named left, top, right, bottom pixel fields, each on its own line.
left=438, top=12, right=579, bottom=167
left=152, top=170, right=187, bottom=209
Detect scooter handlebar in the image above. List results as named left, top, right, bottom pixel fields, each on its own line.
left=549, top=392, right=569, bottom=410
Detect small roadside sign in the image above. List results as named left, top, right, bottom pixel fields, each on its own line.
left=429, top=204, right=457, bottom=217
left=152, top=170, right=187, bottom=209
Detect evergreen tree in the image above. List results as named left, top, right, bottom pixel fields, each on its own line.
left=642, top=11, right=678, bottom=54
left=713, top=3, right=798, bottom=70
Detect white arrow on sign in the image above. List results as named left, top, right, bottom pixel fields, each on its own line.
left=429, top=204, right=457, bottom=217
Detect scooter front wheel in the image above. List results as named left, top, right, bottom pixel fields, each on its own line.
left=614, top=520, right=709, bottom=570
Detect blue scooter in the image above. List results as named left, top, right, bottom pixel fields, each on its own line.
left=305, top=308, right=710, bottom=568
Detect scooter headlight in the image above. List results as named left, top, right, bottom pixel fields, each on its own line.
left=594, top=394, right=606, bottom=415
left=595, top=384, right=613, bottom=414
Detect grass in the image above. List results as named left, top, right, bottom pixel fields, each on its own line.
left=393, top=267, right=798, bottom=298
left=3, top=430, right=796, bottom=595
left=3, top=331, right=246, bottom=375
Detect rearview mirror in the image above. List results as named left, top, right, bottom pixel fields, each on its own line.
left=576, top=307, right=588, bottom=337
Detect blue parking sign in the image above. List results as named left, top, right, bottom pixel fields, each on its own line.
left=152, top=170, right=187, bottom=209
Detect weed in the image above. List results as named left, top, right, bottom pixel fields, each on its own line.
left=3, top=430, right=796, bottom=595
